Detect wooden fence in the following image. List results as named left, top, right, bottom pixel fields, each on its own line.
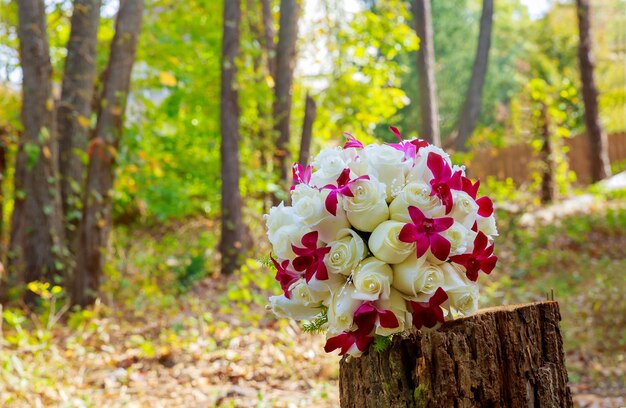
left=468, top=132, right=626, bottom=186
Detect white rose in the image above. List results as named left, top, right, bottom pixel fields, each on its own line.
left=270, top=224, right=309, bottom=260
left=343, top=178, right=389, bottom=232
left=268, top=294, right=323, bottom=321
left=392, top=253, right=445, bottom=298
left=408, top=146, right=451, bottom=184
left=325, top=229, right=367, bottom=276
left=441, top=263, right=479, bottom=316
left=368, top=221, right=415, bottom=264
left=442, top=221, right=470, bottom=256
left=389, top=181, right=445, bottom=222
left=352, top=257, right=393, bottom=301
left=374, top=288, right=412, bottom=337
left=477, top=214, right=499, bottom=237
left=310, top=147, right=348, bottom=188
left=342, top=148, right=369, bottom=176
left=450, top=191, right=479, bottom=229
left=313, top=203, right=351, bottom=244
left=327, top=284, right=363, bottom=332
left=291, top=184, right=327, bottom=225
left=361, top=144, right=408, bottom=201
left=266, top=202, right=300, bottom=239
left=288, top=278, right=329, bottom=306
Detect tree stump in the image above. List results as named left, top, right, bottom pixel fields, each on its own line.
left=339, top=301, right=573, bottom=407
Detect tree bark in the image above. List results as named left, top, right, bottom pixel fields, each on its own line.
left=455, top=0, right=493, bottom=152
left=0, top=128, right=7, bottom=259
left=73, top=0, right=143, bottom=306
left=576, top=0, right=611, bottom=182
left=298, top=93, right=316, bottom=167
left=539, top=103, right=554, bottom=204
left=57, top=0, right=102, bottom=244
left=219, top=0, right=245, bottom=275
left=413, top=0, right=441, bottom=147
left=339, top=301, right=573, bottom=408
left=9, top=0, right=66, bottom=294
left=272, top=0, right=300, bottom=203
left=260, top=0, right=276, bottom=79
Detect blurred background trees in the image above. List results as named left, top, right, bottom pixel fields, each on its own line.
left=0, top=0, right=623, bottom=302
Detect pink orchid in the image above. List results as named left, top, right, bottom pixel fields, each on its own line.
left=409, top=287, right=448, bottom=329
left=450, top=231, right=497, bottom=281
left=291, top=231, right=331, bottom=282
left=321, top=168, right=370, bottom=216
left=324, top=301, right=396, bottom=355
left=427, top=152, right=462, bottom=214
left=271, top=254, right=301, bottom=299
left=399, top=206, right=454, bottom=261
left=353, top=302, right=400, bottom=330
left=387, top=126, right=429, bottom=161
left=461, top=177, right=494, bottom=217
left=291, top=163, right=312, bottom=191
left=342, top=132, right=364, bottom=149
left=323, top=329, right=373, bottom=356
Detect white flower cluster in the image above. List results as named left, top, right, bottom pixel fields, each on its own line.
left=266, top=129, right=498, bottom=357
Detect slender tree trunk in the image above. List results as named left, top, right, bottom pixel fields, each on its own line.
left=455, top=0, right=494, bottom=152
left=576, top=0, right=611, bottom=182
left=272, top=0, right=300, bottom=204
left=9, top=0, right=66, bottom=296
left=260, top=0, right=276, bottom=79
left=539, top=103, right=554, bottom=204
left=73, top=0, right=143, bottom=306
left=413, top=0, right=441, bottom=147
left=298, top=93, right=316, bottom=167
left=220, top=0, right=245, bottom=275
left=340, top=302, right=573, bottom=407
left=0, top=128, right=7, bottom=259
left=58, top=0, right=102, bottom=244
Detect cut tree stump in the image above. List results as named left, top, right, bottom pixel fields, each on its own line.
left=339, top=301, right=573, bottom=408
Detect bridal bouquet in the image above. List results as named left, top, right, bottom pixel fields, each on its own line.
left=266, top=127, right=498, bottom=357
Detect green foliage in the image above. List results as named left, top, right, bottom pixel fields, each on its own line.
left=301, top=307, right=328, bottom=334
left=372, top=334, right=392, bottom=353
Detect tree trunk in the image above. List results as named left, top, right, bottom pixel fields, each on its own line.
left=219, top=0, right=245, bottom=276
left=272, top=0, right=300, bottom=204
left=9, top=0, right=67, bottom=294
left=73, top=0, right=142, bottom=306
left=455, top=0, right=493, bottom=152
left=339, top=301, right=573, bottom=408
left=539, top=103, right=554, bottom=204
left=298, top=93, right=316, bottom=167
left=576, top=0, right=611, bottom=182
left=57, top=0, right=102, bottom=244
left=0, top=128, right=7, bottom=259
left=413, top=0, right=440, bottom=147
left=260, top=0, right=276, bottom=79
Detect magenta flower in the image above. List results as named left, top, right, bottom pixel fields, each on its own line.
left=353, top=302, right=400, bottom=330
left=450, top=231, right=497, bottom=281
left=324, top=301, right=398, bottom=355
left=291, top=231, right=331, bottom=282
left=387, top=126, right=428, bottom=161
left=271, top=255, right=301, bottom=299
left=399, top=206, right=454, bottom=261
left=291, top=163, right=312, bottom=191
left=427, top=152, right=462, bottom=214
left=323, top=329, right=373, bottom=356
left=461, top=177, right=494, bottom=217
left=343, top=132, right=364, bottom=149
left=321, top=168, right=369, bottom=216
left=409, top=287, right=448, bottom=329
